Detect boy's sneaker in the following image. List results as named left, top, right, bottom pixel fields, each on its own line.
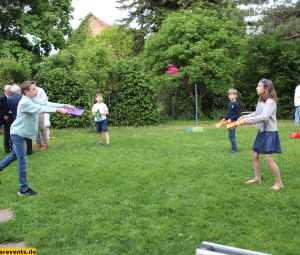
left=18, top=187, right=37, bottom=197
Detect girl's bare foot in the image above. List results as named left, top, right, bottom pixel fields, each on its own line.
left=245, top=178, right=262, bottom=185
left=269, top=183, right=284, bottom=191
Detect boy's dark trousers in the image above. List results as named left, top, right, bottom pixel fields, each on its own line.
left=3, top=120, right=12, bottom=153
left=228, top=128, right=237, bottom=152
left=25, top=138, right=33, bottom=155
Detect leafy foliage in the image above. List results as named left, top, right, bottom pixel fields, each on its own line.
left=117, top=0, right=239, bottom=34
left=4, top=1, right=297, bottom=125
left=0, top=0, right=73, bottom=57
left=94, top=26, right=135, bottom=61
left=0, top=0, right=73, bottom=86
left=36, top=42, right=113, bottom=128
left=240, top=0, right=299, bottom=36
left=35, top=26, right=142, bottom=127
left=109, top=59, right=160, bottom=126
left=0, top=40, right=37, bottom=65
left=143, top=10, right=247, bottom=118
left=0, top=57, right=31, bottom=84
left=262, top=1, right=300, bottom=38
left=238, top=36, right=300, bottom=118
left=116, top=0, right=242, bottom=52
left=67, top=14, right=91, bottom=47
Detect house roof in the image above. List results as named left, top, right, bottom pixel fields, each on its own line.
left=87, top=13, right=109, bottom=36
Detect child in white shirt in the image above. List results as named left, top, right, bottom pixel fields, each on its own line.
left=92, top=93, right=110, bottom=146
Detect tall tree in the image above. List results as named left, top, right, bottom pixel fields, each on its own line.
left=0, top=0, right=73, bottom=57
left=94, top=26, right=135, bottom=61
left=238, top=36, right=300, bottom=118
left=239, top=0, right=299, bottom=36
left=263, top=0, right=300, bottom=38
left=116, top=0, right=238, bottom=34
left=143, top=10, right=246, bottom=118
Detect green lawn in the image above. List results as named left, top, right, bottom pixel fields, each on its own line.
left=0, top=121, right=299, bottom=255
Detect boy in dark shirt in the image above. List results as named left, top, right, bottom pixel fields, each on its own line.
left=225, top=89, right=240, bottom=154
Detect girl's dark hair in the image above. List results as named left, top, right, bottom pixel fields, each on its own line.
left=259, top=78, right=277, bottom=102
left=21, top=80, right=36, bottom=95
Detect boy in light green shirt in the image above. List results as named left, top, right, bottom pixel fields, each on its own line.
left=0, top=80, right=75, bottom=196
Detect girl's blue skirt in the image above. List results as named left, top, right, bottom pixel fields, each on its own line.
left=253, top=131, right=281, bottom=154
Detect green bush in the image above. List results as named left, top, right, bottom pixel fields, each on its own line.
left=109, top=59, right=160, bottom=126
left=0, top=58, right=31, bottom=84
left=143, top=10, right=246, bottom=119
left=238, top=36, right=300, bottom=118
left=35, top=44, right=112, bottom=128
left=36, top=64, right=92, bottom=128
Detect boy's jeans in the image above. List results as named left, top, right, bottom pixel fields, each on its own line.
left=0, top=134, right=28, bottom=191
left=228, top=128, right=237, bottom=152
left=295, top=106, right=300, bottom=124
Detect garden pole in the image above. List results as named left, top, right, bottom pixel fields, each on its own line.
left=195, top=83, right=198, bottom=127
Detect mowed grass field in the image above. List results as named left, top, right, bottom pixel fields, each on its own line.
left=0, top=120, right=299, bottom=255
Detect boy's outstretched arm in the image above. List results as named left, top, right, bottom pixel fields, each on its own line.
left=56, top=108, right=69, bottom=115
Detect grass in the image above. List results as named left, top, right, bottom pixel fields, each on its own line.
left=0, top=120, right=299, bottom=255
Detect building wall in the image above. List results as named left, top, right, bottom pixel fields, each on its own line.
left=89, top=16, right=109, bottom=36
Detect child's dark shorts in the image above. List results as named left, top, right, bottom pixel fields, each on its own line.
left=95, top=119, right=108, bottom=133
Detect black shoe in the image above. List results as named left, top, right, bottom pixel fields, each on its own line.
left=18, top=187, right=37, bottom=196
left=26, top=151, right=33, bottom=155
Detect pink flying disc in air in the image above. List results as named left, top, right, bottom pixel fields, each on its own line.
left=165, top=64, right=179, bottom=75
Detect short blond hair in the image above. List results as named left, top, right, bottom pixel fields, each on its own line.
left=227, top=88, right=238, bottom=95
